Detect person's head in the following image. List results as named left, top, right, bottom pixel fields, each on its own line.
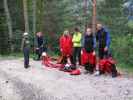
left=74, top=27, right=80, bottom=32
left=63, top=30, right=69, bottom=36
left=86, top=28, right=92, bottom=36
left=96, top=23, right=103, bottom=31
left=36, top=32, right=43, bottom=37
left=23, top=32, right=28, bottom=38
left=42, top=52, right=47, bottom=57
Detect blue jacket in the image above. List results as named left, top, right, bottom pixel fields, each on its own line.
left=96, top=28, right=111, bottom=48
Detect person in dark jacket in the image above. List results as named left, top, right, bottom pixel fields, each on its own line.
left=21, top=32, right=30, bottom=68
left=35, top=32, right=47, bottom=60
left=96, top=23, right=111, bottom=59
left=81, top=28, right=96, bottom=74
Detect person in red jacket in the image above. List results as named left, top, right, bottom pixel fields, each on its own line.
left=59, top=30, right=73, bottom=64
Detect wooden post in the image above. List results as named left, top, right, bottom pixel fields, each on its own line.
left=92, top=0, right=96, bottom=35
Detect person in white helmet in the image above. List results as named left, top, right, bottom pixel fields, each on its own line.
left=21, top=32, right=30, bottom=68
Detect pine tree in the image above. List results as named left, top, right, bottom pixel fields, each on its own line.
left=4, top=0, right=13, bottom=51
left=97, top=0, right=128, bottom=34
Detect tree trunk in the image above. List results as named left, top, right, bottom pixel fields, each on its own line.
left=84, top=0, right=88, bottom=31
left=32, top=0, right=36, bottom=34
left=23, top=0, right=29, bottom=33
left=3, top=0, right=14, bottom=52
left=92, top=0, right=97, bottom=35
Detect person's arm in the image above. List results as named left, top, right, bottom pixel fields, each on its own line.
left=70, top=36, right=73, bottom=47
left=34, top=36, right=39, bottom=49
left=93, top=37, right=96, bottom=49
left=21, top=38, right=25, bottom=51
left=43, top=37, right=47, bottom=47
left=59, top=37, right=63, bottom=52
left=106, top=31, right=111, bottom=49
left=81, top=34, right=85, bottom=47
left=96, top=32, right=99, bottom=42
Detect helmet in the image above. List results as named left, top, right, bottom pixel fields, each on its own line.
left=23, top=32, right=28, bottom=36
left=42, top=52, right=47, bottom=56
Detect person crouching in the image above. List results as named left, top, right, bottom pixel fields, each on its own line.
left=81, top=28, right=96, bottom=74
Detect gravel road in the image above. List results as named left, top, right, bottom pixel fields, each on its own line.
left=0, top=58, right=133, bottom=100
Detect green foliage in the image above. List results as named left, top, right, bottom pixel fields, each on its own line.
left=127, top=20, right=133, bottom=29
left=111, top=34, right=133, bottom=66
left=97, top=0, right=130, bottom=35
left=0, top=1, right=10, bottom=55
left=97, top=0, right=133, bottom=68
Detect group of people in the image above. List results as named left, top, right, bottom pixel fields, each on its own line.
left=21, top=32, right=47, bottom=68
left=59, top=23, right=118, bottom=77
left=21, top=23, right=118, bottom=77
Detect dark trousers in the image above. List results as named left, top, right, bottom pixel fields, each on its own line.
left=73, top=47, right=81, bottom=65
left=36, top=47, right=46, bottom=60
left=61, top=55, right=73, bottom=64
left=23, top=48, right=30, bottom=67
left=99, top=48, right=108, bottom=59
left=111, top=64, right=118, bottom=77
left=84, top=63, right=95, bottom=73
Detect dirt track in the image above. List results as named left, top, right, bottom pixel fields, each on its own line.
left=0, top=58, right=133, bottom=100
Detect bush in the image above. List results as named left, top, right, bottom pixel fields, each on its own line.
left=111, top=34, right=133, bottom=67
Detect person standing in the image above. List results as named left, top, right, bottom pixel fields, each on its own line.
left=81, top=28, right=96, bottom=74
left=21, top=32, right=30, bottom=68
left=94, top=23, right=111, bottom=76
left=59, top=30, right=73, bottom=64
left=35, top=32, right=47, bottom=60
left=96, top=23, right=111, bottom=59
left=72, top=27, right=82, bottom=68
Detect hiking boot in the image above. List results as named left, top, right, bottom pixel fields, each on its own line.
left=24, top=65, right=30, bottom=69
left=84, top=71, right=89, bottom=74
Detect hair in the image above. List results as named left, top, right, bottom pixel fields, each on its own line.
left=63, top=30, right=69, bottom=35
left=96, top=21, right=103, bottom=26
left=74, top=27, right=79, bottom=32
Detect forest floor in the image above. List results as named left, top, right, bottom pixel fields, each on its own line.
left=0, top=58, right=133, bottom=100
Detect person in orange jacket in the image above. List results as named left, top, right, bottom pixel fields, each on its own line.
left=59, top=30, right=73, bottom=64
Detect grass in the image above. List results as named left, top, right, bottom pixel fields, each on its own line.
left=117, top=63, right=133, bottom=74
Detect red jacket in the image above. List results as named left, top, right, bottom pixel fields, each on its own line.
left=59, top=35, right=73, bottom=56
left=99, top=58, right=116, bottom=73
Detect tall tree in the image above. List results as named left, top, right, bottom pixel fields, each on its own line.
left=92, top=0, right=97, bottom=35
left=3, top=0, right=13, bottom=51
left=23, top=0, right=29, bottom=33
left=32, top=0, right=37, bottom=34
left=97, top=0, right=128, bottom=34
left=0, top=0, right=9, bottom=55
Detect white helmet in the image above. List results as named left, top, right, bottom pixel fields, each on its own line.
left=23, top=32, right=28, bottom=36
left=42, top=52, right=47, bottom=56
